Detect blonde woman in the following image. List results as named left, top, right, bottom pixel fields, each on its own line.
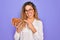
left=14, top=1, right=43, bottom=40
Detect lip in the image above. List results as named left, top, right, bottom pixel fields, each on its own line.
left=28, top=13, right=32, bottom=16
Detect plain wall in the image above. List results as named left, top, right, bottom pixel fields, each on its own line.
left=0, top=0, right=60, bottom=40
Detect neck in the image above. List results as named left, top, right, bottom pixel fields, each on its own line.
left=27, top=17, right=34, bottom=23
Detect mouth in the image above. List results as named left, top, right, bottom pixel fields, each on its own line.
left=28, top=12, right=32, bottom=16
left=29, top=13, right=32, bottom=16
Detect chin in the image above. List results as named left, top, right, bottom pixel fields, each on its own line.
left=28, top=17, right=33, bottom=19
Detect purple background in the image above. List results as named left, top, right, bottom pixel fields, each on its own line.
left=0, top=0, right=60, bottom=40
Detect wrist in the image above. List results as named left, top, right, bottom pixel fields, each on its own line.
left=30, top=26, right=36, bottom=33
left=16, top=28, right=21, bottom=33
left=31, top=28, right=37, bottom=33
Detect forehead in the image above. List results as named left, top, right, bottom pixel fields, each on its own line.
left=25, top=5, right=33, bottom=10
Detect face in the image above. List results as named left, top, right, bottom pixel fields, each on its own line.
left=25, top=5, right=34, bottom=19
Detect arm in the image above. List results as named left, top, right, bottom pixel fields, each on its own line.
left=24, top=19, right=44, bottom=40
left=14, top=22, right=23, bottom=40
left=33, top=21, right=44, bottom=40
left=14, top=31, right=20, bottom=40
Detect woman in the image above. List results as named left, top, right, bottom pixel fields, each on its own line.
left=14, top=1, right=43, bottom=40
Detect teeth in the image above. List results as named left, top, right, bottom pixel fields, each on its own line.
left=29, top=13, right=31, bottom=16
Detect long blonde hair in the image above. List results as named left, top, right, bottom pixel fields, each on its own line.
left=20, top=1, right=40, bottom=27
left=20, top=1, right=40, bottom=20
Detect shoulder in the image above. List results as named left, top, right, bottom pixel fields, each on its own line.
left=34, top=19, right=43, bottom=30
left=35, top=19, right=43, bottom=29
left=35, top=19, right=43, bottom=24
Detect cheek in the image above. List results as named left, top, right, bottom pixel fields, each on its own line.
left=26, top=13, right=28, bottom=16
left=25, top=10, right=35, bottom=17
left=27, top=13, right=34, bottom=17
left=31, top=11, right=34, bottom=16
